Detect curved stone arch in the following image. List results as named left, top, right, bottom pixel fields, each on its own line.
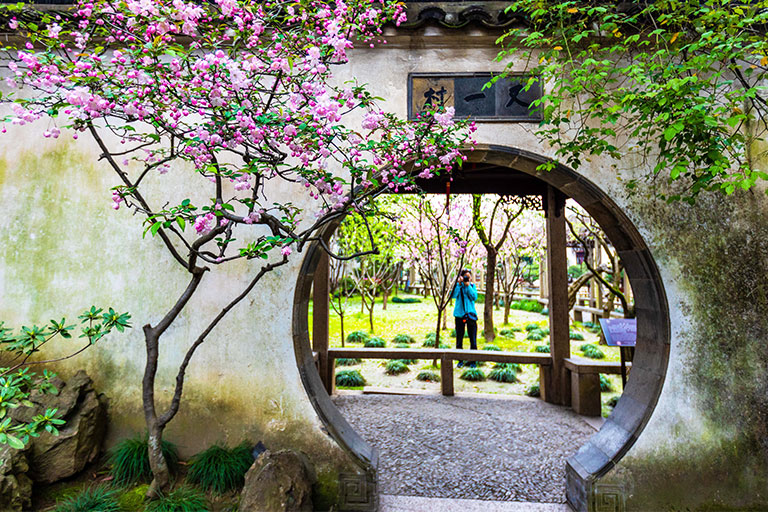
left=292, top=144, right=670, bottom=511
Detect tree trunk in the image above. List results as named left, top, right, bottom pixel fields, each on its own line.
left=340, top=314, right=345, bottom=347
left=483, top=248, right=496, bottom=342
left=146, top=424, right=170, bottom=497
left=368, top=301, right=374, bottom=333
left=504, top=296, right=511, bottom=325
left=434, top=309, right=442, bottom=366
left=382, top=290, right=389, bottom=310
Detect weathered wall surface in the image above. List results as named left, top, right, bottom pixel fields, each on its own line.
left=0, top=23, right=766, bottom=511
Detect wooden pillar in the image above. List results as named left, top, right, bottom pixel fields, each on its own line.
left=440, top=355, right=454, bottom=396
left=539, top=254, right=548, bottom=299
left=313, top=250, right=331, bottom=394
left=544, top=185, right=569, bottom=405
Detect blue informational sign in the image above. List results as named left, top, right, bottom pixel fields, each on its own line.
left=599, top=318, right=637, bottom=347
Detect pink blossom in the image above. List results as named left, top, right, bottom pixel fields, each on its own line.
left=193, top=212, right=216, bottom=235
left=281, top=245, right=292, bottom=256
left=434, top=107, right=455, bottom=127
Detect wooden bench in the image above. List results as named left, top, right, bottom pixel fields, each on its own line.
left=564, top=357, right=632, bottom=416
left=327, top=347, right=552, bottom=397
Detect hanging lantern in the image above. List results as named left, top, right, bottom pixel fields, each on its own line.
left=575, top=246, right=587, bottom=265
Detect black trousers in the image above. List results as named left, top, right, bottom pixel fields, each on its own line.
left=455, top=316, right=478, bottom=350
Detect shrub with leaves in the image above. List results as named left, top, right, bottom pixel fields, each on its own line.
left=526, top=330, right=545, bottom=341
left=582, top=344, right=606, bottom=359
left=498, top=328, right=518, bottom=338
left=336, top=370, right=366, bottom=387
left=364, top=336, right=386, bottom=348
left=423, top=332, right=437, bottom=346
left=459, top=368, right=486, bottom=381
left=600, top=374, right=613, bottom=392
left=54, top=486, right=122, bottom=512
left=384, top=360, right=409, bottom=375
left=187, top=442, right=254, bottom=494
left=109, top=434, right=179, bottom=486
left=346, top=331, right=370, bottom=345
left=534, top=344, right=550, bottom=353
left=416, top=371, right=440, bottom=382
left=569, top=331, right=585, bottom=341
left=494, top=362, right=521, bottom=372
left=392, top=334, right=416, bottom=345
left=525, top=323, right=541, bottom=332
left=526, top=384, right=541, bottom=397
left=336, top=358, right=361, bottom=367
left=0, top=307, right=130, bottom=449
left=489, top=366, right=517, bottom=383
left=144, top=486, right=208, bottom=512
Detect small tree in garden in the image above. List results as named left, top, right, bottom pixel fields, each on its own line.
left=0, top=307, right=130, bottom=449
left=471, top=195, right=524, bottom=341
left=328, top=247, right=352, bottom=347
left=398, top=195, right=475, bottom=348
left=0, top=0, right=471, bottom=496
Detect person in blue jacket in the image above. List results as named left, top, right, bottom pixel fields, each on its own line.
left=452, top=269, right=478, bottom=366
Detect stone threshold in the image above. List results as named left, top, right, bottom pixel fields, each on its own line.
left=380, top=495, right=573, bottom=511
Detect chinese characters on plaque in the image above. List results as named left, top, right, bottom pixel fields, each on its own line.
left=408, top=73, right=542, bottom=122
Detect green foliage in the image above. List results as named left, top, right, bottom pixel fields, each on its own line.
left=117, top=485, right=150, bottom=511
left=0, top=307, right=131, bottom=448
left=525, top=323, right=542, bottom=332
left=501, top=0, right=768, bottom=200
left=335, top=358, right=361, bottom=366
left=540, top=307, right=549, bottom=315
left=336, top=370, right=365, bottom=387
left=526, top=330, right=544, bottom=341
left=482, top=345, right=501, bottom=351
left=600, top=374, right=613, bottom=392
left=416, top=371, right=440, bottom=382
left=498, top=328, right=517, bottom=338
left=494, top=362, right=521, bottom=371
left=54, top=486, right=121, bottom=512
left=187, top=442, right=254, bottom=494
left=488, top=366, right=518, bottom=383
left=459, top=368, right=486, bottom=381
left=569, top=331, right=585, bottom=341
left=384, top=360, right=409, bottom=375
left=534, top=344, right=550, bottom=353
left=364, top=336, right=386, bottom=348
left=346, top=330, right=370, bottom=344
left=391, top=296, right=421, bottom=304
left=568, top=264, right=587, bottom=279
left=109, top=435, right=179, bottom=486
left=144, top=486, right=208, bottom=512
left=449, top=328, right=457, bottom=336
left=422, top=332, right=449, bottom=347
left=395, top=343, right=410, bottom=349
left=606, top=395, right=620, bottom=408
left=510, top=300, right=544, bottom=313
left=582, top=344, right=606, bottom=359
left=392, top=333, right=416, bottom=344
left=395, top=357, right=418, bottom=365
left=526, top=384, right=540, bottom=397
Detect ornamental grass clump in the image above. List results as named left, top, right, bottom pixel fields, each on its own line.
left=54, top=486, right=122, bottom=512
left=607, top=395, right=620, bottom=408
left=395, top=357, right=417, bottom=365
left=525, top=323, right=541, bottom=332
left=392, top=334, right=416, bottom=344
left=364, top=336, right=386, bottom=348
left=459, top=368, right=486, bottom=381
left=494, top=362, right=521, bottom=371
left=416, top=371, right=440, bottom=382
left=600, top=374, right=613, bottom=392
left=569, top=330, right=585, bottom=340
left=534, top=344, right=550, bottom=353
left=526, top=330, right=545, bottom=341
left=109, top=435, right=179, bottom=486
left=498, top=328, right=518, bottom=338
left=581, top=344, right=605, bottom=359
left=346, top=330, right=370, bottom=345
left=488, top=366, right=517, bottom=383
left=483, top=345, right=502, bottom=351
left=526, top=384, right=540, bottom=397
left=336, top=358, right=361, bottom=366
left=144, top=486, right=208, bottom=512
left=336, top=370, right=366, bottom=387
left=385, top=360, right=409, bottom=375
left=186, top=442, right=254, bottom=494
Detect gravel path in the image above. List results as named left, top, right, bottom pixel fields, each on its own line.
left=332, top=394, right=595, bottom=503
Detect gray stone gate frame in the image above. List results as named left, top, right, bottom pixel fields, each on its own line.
left=292, top=145, right=670, bottom=512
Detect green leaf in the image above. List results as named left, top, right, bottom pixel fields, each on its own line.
left=6, top=435, right=24, bottom=450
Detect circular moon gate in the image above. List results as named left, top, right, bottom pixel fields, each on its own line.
left=292, top=144, right=670, bottom=511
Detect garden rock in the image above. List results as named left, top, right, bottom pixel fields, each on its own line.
left=12, top=370, right=107, bottom=483
left=238, top=449, right=315, bottom=512
left=0, top=446, right=32, bottom=512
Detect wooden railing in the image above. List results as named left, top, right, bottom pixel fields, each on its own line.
left=326, top=347, right=552, bottom=398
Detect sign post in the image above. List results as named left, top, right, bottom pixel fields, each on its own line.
left=599, top=318, right=637, bottom=387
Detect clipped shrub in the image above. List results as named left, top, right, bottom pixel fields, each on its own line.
left=525, top=323, right=541, bottom=331
left=488, top=366, right=517, bottom=383
left=54, top=486, right=121, bottom=512
left=582, top=344, right=605, bottom=359
left=385, top=360, right=409, bottom=375
left=336, top=358, right=361, bottom=366
left=569, top=331, right=585, bottom=341
left=526, top=384, right=540, bottom=397
left=459, top=368, right=486, bottom=381
left=526, top=330, right=544, bottom=341
left=607, top=395, right=620, bottom=408
left=346, top=330, right=370, bottom=344
left=498, top=328, right=517, bottom=338
left=144, top=487, right=208, bottom=512
left=510, top=299, right=544, bottom=313
left=416, top=371, right=440, bottom=382
left=187, top=442, right=254, bottom=494
left=600, top=374, right=613, bottom=392
left=364, top=336, right=386, bottom=348
left=336, top=370, right=365, bottom=387
left=534, top=344, right=550, bottom=353
left=482, top=345, right=501, bottom=351
left=109, top=435, right=179, bottom=486
left=392, top=296, right=421, bottom=304
left=392, top=334, right=416, bottom=344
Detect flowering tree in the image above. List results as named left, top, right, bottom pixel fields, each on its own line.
left=0, top=0, right=470, bottom=495
left=397, top=194, right=475, bottom=347
left=471, top=195, right=524, bottom=341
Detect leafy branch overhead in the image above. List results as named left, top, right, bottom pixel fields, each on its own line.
left=499, top=0, right=768, bottom=201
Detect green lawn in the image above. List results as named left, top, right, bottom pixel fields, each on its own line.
left=310, top=292, right=625, bottom=416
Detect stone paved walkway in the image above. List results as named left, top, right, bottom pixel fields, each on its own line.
left=332, top=393, right=595, bottom=504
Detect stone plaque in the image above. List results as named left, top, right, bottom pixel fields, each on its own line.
left=599, top=318, right=637, bottom=347
left=408, top=72, right=542, bottom=122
